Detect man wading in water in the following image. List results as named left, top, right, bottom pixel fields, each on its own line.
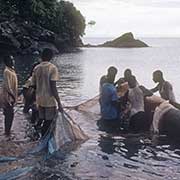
left=32, top=48, right=63, bottom=136
left=2, top=55, right=18, bottom=136
left=151, top=70, right=176, bottom=102
left=99, top=66, right=122, bottom=132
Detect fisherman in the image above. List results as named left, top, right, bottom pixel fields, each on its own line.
left=23, top=62, right=40, bottom=124
left=123, top=68, right=133, bottom=82
left=99, top=66, right=121, bottom=131
left=115, top=68, right=138, bottom=86
left=99, top=66, right=118, bottom=93
left=127, top=76, right=153, bottom=132
left=2, top=55, right=18, bottom=136
left=151, top=70, right=176, bottom=102
left=23, top=62, right=40, bottom=112
left=31, top=48, right=63, bottom=136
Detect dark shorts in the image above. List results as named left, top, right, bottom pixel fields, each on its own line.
left=38, top=106, right=57, bottom=121
left=129, top=111, right=146, bottom=132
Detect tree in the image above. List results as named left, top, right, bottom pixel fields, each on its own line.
left=0, top=0, right=86, bottom=47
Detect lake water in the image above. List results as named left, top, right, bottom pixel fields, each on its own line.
left=1, top=37, right=180, bottom=179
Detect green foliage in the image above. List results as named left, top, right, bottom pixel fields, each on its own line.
left=52, top=1, right=85, bottom=46
left=0, top=0, right=85, bottom=47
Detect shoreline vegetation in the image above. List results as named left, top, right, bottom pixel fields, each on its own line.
left=0, top=0, right=85, bottom=55
left=83, top=32, right=149, bottom=48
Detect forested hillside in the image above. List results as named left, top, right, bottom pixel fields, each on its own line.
left=0, top=0, right=85, bottom=54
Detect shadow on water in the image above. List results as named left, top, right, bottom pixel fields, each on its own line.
left=96, top=130, right=180, bottom=178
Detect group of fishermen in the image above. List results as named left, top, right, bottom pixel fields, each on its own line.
left=1, top=50, right=180, bottom=139
left=99, top=66, right=180, bottom=136
left=0, top=48, right=63, bottom=137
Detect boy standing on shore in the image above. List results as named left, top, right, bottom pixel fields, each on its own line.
left=2, top=55, right=18, bottom=136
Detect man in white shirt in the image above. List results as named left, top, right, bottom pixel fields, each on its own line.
left=32, top=48, right=63, bottom=136
left=128, top=76, right=152, bottom=132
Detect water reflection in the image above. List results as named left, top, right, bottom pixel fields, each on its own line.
left=98, top=134, right=149, bottom=158
left=95, top=132, right=180, bottom=179
left=53, top=53, right=86, bottom=105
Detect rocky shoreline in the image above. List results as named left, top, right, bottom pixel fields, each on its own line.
left=0, top=21, right=148, bottom=56
left=0, top=19, right=64, bottom=55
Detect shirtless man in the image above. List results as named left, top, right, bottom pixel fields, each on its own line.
left=151, top=70, right=176, bottom=102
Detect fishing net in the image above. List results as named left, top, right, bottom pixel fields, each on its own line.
left=32, top=110, right=89, bottom=154
left=48, top=112, right=88, bottom=154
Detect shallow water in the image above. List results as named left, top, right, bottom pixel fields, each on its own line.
left=1, top=38, right=180, bottom=179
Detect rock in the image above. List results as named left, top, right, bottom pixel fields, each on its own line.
left=0, top=19, right=61, bottom=55
left=83, top=43, right=96, bottom=48
left=99, top=32, right=148, bottom=48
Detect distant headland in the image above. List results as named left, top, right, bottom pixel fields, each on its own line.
left=84, top=32, right=148, bottom=48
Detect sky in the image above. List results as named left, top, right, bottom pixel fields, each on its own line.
left=68, top=0, right=180, bottom=38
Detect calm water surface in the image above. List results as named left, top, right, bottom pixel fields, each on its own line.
left=1, top=38, right=180, bottom=179
left=56, top=37, right=180, bottom=104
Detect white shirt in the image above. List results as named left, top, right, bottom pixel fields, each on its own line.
left=128, top=86, right=144, bottom=117
left=32, top=61, right=60, bottom=107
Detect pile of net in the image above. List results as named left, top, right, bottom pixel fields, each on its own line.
left=32, top=112, right=88, bottom=154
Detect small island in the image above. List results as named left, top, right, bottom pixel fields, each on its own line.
left=84, top=32, right=148, bottom=48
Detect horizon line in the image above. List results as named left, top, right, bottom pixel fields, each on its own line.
left=82, top=36, right=180, bottom=39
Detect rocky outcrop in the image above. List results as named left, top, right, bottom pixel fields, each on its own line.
left=96, top=32, right=148, bottom=48
left=99, top=32, right=148, bottom=48
left=0, top=19, right=61, bottom=55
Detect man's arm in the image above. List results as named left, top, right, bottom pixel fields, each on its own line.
left=139, top=85, right=153, bottom=97
left=50, top=81, right=63, bottom=112
left=150, top=84, right=159, bottom=93
left=110, top=87, right=120, bottom=108
left=30, top=72, right=36, bottom=89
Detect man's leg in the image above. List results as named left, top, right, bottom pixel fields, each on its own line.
left=41, top=107, right=57, bottom=137
left=31, top=104, right=38, bottom=124
left=35, top=106, right=44, bottom=133
left=3, top=104, right=14, bottom=135
left=41, top=120, right=52, bottom=137
left=129, top=111, right=146, bottom=132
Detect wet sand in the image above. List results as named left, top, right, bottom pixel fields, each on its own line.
left=0, top=104, right=83, bottom=180
left=0, top=106, right=37, bottom=177
left=0, top=109, right=32, bottom=156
